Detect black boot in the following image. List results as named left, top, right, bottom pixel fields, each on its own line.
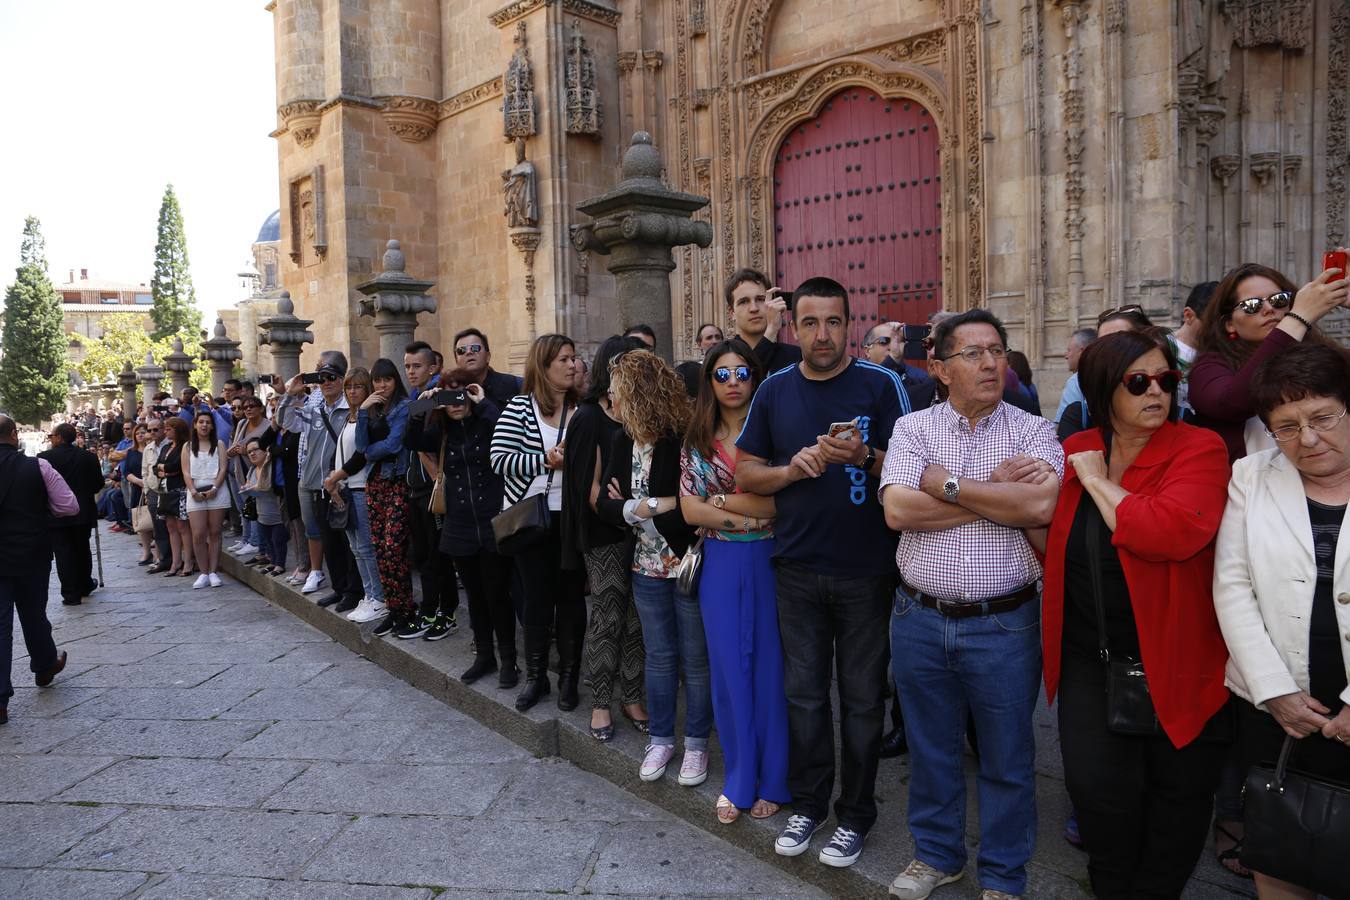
left=555, top=623, right=581, bottom=712
left=497, top=643, right=519, bottom=689
left=461, top=653, right=497, bottom=685
left=514, top=650, right=550, bottom=711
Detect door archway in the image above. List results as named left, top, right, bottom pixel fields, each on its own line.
left=771, top=87, right=943, bottom=352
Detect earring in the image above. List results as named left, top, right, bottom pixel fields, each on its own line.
left=1227, top=331, right=1238, bottom=341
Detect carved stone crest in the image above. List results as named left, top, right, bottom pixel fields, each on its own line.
left=503, top=22, right=537, bottom=140
left=565, top=20, right=602, bottom=137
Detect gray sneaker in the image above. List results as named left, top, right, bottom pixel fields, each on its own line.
left=889, top=859, right=964, bottom=899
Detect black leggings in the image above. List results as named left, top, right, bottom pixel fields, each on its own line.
left=514, top=520, right=585, bottom=670
left=453, top=549, right=516, bottom=661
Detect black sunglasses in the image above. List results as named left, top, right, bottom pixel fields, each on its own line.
left=1097, top=304, right=1145, bottom=325
left=713, top=365, right=752, bottom=384
left=318, top=372, right=341, bottom=384
left=1235, top=291, right=1293, bottom=315
left=1121, top=370, right=1182, bottom=396
left=455, top=344, right=484, bottom=356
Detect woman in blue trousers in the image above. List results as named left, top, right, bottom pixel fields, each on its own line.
left=679, top=341, right=789, bottom=824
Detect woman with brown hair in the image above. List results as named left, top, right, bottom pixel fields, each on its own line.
left=597, top=351, right=710, bottom=787
left=1189, top=260, right=1348, bottom=462
left=323, top=367, right=386, bottom=623
left=124, top=424, right=155, bottom=566
left=490, top=333, right=585, bottom=712
left=181, top=411, right=229, bottom=588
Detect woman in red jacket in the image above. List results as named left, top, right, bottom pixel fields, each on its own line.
left=1040, top=330, right=1232, bottom=899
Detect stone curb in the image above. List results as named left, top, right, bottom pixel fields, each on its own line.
left=220, top=552, right=881, bottom=899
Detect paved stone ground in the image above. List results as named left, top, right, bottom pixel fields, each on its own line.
left=3, top=524, right=1260, bottom=899
left=1, top=527, right=825, bottom=900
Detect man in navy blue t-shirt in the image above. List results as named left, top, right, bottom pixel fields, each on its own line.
left=736, top=277, right=909, bottom=869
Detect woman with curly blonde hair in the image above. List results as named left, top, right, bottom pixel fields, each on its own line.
left=597, top=351, right=710, bottom=787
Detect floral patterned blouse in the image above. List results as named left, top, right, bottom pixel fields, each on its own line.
left=631, top=442, right=681, bottom=579
left=679, top=437, right=773, bottom=543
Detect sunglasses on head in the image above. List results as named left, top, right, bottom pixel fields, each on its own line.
left=1121, top=370, right=1182, bottom=395
left=455, top=344, right=484, bottom=356
left=1234, top=291, right=1293, bottom=315
left=1097, top=304, right=1145, bottom=325
left=713, top=365, right=752, bottom=384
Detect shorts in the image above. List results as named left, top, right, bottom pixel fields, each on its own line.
left=298, top=489, right=323, bottom=541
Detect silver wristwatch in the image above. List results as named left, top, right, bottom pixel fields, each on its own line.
left=646, top=497, right=660, bottom=513
left=942, top=476, right=961, bottom=503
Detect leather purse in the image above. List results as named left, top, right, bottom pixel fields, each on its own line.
left=491, top=402, right=568, bottom=555
left=324, top=488, right=351, bottom=530
left=131, top=499, right=154, bottom=534
left=1241, top=734, right=1350, bottom=896
left=675, top=535, right=704, bottom=597
left=428, top=436, right=447, bottom=516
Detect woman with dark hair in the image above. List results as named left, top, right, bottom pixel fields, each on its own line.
left=598, top=352, right=709, bottom=787
left=1190, top=260, right=1348, bottom=462
left=1213, top=343, right=1350, bottom=900
left=1057, top=311, right=1159, bottom=442
left=226, top=394, right=275, bottom=563
left=490, top=333, right=586, bottom=711
left=1038, top=330, right=1233, bottom=899
left=182, top=410, right=229, bottom=588
left=355, top=357, right=414, bottom=636
left=561, top=335, right=650, bottom=741
left=241, top=438, right=286, bottom=576
left=679, top=341, right=789, bottom=824
left=1006, top=350, right=1039, bottom=409
left=157, top=416, right=194, bottom=577
left=125, top=424, right=154, bottom=566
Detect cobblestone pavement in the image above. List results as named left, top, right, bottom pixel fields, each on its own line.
left=1, top=529, right=825, bottom=900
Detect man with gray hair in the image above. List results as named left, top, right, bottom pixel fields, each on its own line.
left=1053, top=328, right=1097, bottom=424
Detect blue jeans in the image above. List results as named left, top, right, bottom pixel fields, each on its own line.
left=631, top=572, right=712, bottom=748
left=298, top=488, right=323, bottom=540
left=344, top=490, right=383, bottom=602
left=890, top=585, right=1042, bottom=895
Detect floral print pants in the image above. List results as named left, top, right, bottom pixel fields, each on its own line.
left=367, top=473, right=415, bottom=615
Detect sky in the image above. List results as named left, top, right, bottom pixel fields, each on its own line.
left=0, top=1, right=279, bottom=321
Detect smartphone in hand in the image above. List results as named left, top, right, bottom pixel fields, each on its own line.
left=828, top=419, right=859, bottom=441
left=1324, top=250, right=1348, bottom=277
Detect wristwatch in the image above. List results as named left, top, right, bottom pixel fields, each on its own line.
left=711, top=493, right=727, bottom=510
left=646, top=497, right=660, bottom=513
left=943, top=476, right=961, bottom=503
left=862, top=447, right=877, bottom=470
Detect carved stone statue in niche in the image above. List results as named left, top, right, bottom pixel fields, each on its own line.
left=1180, top=0, right=1233, bottom=86
left=565, top=19, right=602, bottom=137
left=300, top=191, right=316, bottom=242
left=502, top=139, right=538, bottom=228
left=503, top=21, right=536, bottom=141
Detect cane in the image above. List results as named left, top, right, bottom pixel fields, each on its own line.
left=93, top=521, right=105, bottom=588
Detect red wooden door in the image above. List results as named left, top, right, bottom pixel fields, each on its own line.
left=772, top=88, right=943, bottom=353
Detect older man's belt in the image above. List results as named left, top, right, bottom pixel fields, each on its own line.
left=899, top=577, right=1038, bottom=619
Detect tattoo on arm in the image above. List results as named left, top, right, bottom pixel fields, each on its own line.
left=721, top=517, right=735, bottom=529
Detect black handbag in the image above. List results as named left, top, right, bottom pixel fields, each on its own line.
left=1241, top=734, right=1350, bottom=897
left=242, top=496, right=258, bottom=521
left=155, top=488, right=183, bottom=519
left=324, top=488, right=351, bottom=530
left=491, top=401, right=568, bottom=556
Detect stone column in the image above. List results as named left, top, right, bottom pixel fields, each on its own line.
left=356, top=240, right=437, bottom=375
left=162, top=338, right=197, bottom=397
left=257, top=291, right=314, bottom=384
left=202, top=317, right=244, bottom=398
left=118, top=362, right=139, bottom=421
left=572, top=133, right=712, bottom=364
left=135, top=351, right=165, bottom=405
left=97, top=381, right=119, bottom=412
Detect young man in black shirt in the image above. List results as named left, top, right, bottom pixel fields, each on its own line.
left=726, top=267, right=802, bottom=377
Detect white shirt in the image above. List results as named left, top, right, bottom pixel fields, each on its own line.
left=522, top=396, right=564, bottom=511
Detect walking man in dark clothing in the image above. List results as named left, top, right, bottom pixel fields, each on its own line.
left=38, top=423, right=103, bottom=605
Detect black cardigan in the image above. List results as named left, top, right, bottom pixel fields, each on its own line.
left=596, top=431, right=696, bottom=559
left=560, top=401, right=628, bottom=569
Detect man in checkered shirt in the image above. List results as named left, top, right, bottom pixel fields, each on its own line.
left=879, top=308, right=1064, bottom=900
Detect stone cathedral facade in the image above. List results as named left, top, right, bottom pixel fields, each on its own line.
left=267, top=0, right=1348, bottom=389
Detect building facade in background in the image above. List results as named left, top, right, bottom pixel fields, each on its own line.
left=266, top=0, right=1348, bottom=389
left=56, top=268, right=154, bottom=368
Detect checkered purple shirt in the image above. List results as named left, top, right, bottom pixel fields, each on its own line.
left=880, top=401, right=1064, bottom=601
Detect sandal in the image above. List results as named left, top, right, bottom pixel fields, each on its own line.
left=749, top=799, right=780, bottom=819
left=1214, top=821, right=1252, bottom=879
left=716, top=795, right=740, bottom=825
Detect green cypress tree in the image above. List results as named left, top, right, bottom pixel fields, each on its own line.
left=150, top=183, right=201, bottom=340
left=0, top=217, right=68, bottom=424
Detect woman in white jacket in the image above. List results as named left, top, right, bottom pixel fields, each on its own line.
left=1212, top=343, right=1350, bottom=900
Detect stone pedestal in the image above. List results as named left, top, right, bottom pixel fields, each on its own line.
left=356, top=240, right=437, bottom=377
left=118, top=362, right=139, bottom=421
left=162, top=338, right=197, bottom=397
left=136, top=352, right=165, bottom=405
left=203, top=317, right=244, bottom=398
left=257, top=291, right=314, bottom=384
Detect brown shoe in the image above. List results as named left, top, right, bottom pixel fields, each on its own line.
left=35, top=651, right=67, bottom=687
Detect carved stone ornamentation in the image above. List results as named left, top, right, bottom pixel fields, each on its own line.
left=1249, top=152, right=1280, bottom=187
left=278, top=100, right=321, bottom=148
left=440, top=77, right=503, bottom=120
left=502, top=139, right=539, bottom=228
left=617, top=51, right=639, bottom=74
left=1177, top=66, right=1203, bottom=134
left=1229, top=0, right=1311, bottom=50
left=1329, top=1, right=1349, bottom=246
left=741, top=0, right=775, bottom=77
left=503, top=22, right=537, bottom=141
left=877, top=30, right=945, bottom=64
left=288, top=166, right=327, bottom=265
left=380, top=96, right=439, bottom=142
left=489, top=0, right=620, bottom=29
left=565, top=20, right=602, bottom=137
left=690, top=0, right=707, bottom=35
left=356, top=240, right=438, bottom=366
left=1195, top=99, right=1226, bottom=144
left=509, top=229, right=543, bottom=339
left=1281, top=154, right=1303, bottom=190
left=1210, top=153, right=1242, bottom=187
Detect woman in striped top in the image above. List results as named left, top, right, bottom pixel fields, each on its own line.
left=490, top=333, right=586, bottom=712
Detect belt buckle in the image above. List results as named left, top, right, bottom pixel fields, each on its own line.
left=934, top=597, right=959, bottom=616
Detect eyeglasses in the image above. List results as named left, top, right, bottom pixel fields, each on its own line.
left=866, top=335, right=893, bottom=347
left=455, top=344, right=484, bottom=356
left=713, top=365, right=752, bottom=384
left=1235, top=291, right=1293, bottom=316
left=1121, top=370, right=1182, bottom=395
left=1097, top=304, right=1145, bottom=324
left=938, top=344, right=1006, bottom=363
left=1265, top=407, right=1348, bottom=442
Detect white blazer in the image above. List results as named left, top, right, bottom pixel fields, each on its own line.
left=1213, top=448, right=1350, bottom=709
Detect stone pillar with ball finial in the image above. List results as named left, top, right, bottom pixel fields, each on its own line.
left=257, top=291, right=314, bottom=384
left=356, top=239, right=437, bottom=378
left=162, top=337, right=197, bottom=397
left=136, top=351, right=164, bottom=405
left=118, top=361, right=139, bottom=421
left=203, top=317, right=243, bottom=398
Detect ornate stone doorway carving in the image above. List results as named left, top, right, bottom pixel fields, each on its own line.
left=771, top=87, right=943, bottom=352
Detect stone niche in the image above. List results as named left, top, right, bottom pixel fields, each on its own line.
left=287, top=166, right=328, bottom=267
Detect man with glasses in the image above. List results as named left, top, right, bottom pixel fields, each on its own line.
left=862, top=323, right=937, bottom=412
left=881, top=308, right=1063, bottom=900
left=452, top=328, right=521, bottom=408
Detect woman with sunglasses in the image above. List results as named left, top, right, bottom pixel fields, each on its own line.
left=678, top=342, right=788, bottom=825
left=1191, top=260, right=1349, bottom=462
left=1036, top=331, right=1233, bottom=899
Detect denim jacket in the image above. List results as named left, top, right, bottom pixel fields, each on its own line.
left=355, top=398, right=410, bottom=479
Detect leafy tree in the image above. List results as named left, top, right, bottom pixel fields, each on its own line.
left=150, top=184, right=201, bottom=340
left=0, top=216, right=67, bottom=423
left=71, top=314, right=210, bottom=396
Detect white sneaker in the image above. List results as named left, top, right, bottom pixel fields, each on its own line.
left=192, top=574, right=210, bottom=590
left=347, top=598, right=387, bottom=623
left=889, top=859, right=964, bottom=900
left=639, top=744, right=676, bottom=782
left=344, top=598, right=373, bottom=621
left=227, top=541, right=244, bottom=552
left=301, top=570, right=325, bottom=594
left=208, top=573, right=222, bottom=588
left=678, top=748, right=708, bottom=786
left=236, top=543, right=259, bottom=556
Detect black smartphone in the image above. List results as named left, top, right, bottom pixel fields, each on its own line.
left=257, top=374, right=275, bottom=386
left=407, top=395, right=436, bottom=417
left=301, top=372, right=322, bottom=385
left=902, top=324, right=930, bottom=342
left=151, top=405, right=168, bottom=414
left=434, top=389, right=468, bottom=407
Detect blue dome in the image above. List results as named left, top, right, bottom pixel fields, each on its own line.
left=256, top=209, right=281, bottom=243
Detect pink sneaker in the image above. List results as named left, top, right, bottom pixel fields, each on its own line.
left=639, top=744, right=676, bottom=782
left=679, top=748, right=709, bottom=786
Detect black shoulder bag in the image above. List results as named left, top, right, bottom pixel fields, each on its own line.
left=319, top=408, right=352, bottom=531
left=491, top=400, right=568, bottom=556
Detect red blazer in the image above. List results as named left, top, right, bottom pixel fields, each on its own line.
left=1042, top=421, right=1232, bottom=747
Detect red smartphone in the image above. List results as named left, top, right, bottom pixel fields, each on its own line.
left=1324, top=250, right=1348, bottom=277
